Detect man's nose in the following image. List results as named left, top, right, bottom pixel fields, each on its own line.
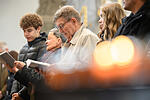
left=59, top=28, right=64, bottom=33
left=45, top=41, right=48, bottom=45
left=24, top=31, right=29, bottom=35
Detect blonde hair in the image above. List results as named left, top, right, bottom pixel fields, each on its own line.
left=98, top=3, right=126, bottom=41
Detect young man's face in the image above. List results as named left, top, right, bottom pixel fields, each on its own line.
left=123, top=0, right=136, bottom=11
left=23, top=27, right=40, bottom=42
left=55, top=17, right=76, bottom=42
left=45, top=32, right=62, bottom=51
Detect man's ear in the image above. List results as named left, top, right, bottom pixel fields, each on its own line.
left=37, top=26, right=41, bottom=33
left=57, top=38, right=62, bottom=44
left=71, top=17, right=77, bottom=24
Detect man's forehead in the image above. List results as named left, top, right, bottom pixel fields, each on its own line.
left=24, top=27, right=34, bottom=30
left=48, top=33, right=54, bottom=37
left=55, top=17, right=67, bottom=24
left=48, top=33, right=56, bottom=38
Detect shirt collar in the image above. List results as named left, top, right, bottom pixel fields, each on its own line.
left=70, top=24, right=85, bottom=45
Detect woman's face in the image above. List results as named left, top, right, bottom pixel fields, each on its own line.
left=98, top=10, right=105, bottom=31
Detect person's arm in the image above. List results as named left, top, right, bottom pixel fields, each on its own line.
left=5, top=61, right=44, bottom=86
left=11, top=86, right=30, bottom=100
left=1, top=84, right=7, bottom=97
left=14, top=65, right=43, bottom=86
left=12, top=93, right=23, bottom=100
left=0, top=91, right=2, bottom=99
left=18, top=86, right=31, bottom=100
left=78, top=32, right=99, bottom=64
left=10, top=80, right=20, bottom=95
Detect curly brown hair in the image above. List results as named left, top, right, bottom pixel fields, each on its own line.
left=20, top=13, right=43, bottom=30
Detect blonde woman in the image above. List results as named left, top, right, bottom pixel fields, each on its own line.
left=98, top=3, right=126, bottom=42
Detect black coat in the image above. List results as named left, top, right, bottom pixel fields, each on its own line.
left=14, top=48, right=63, bottom=100
left=11, top=32, right=47, bottom=100
left=19, top=32, right=47, bottom=62
left=114, top=0, right=150, bottom=44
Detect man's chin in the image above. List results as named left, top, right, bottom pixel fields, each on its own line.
left=46, top=48, right=49, bottom=51
left=123, top=5, right=130, bottom=11
left=46, top=47, right=51, bottom=51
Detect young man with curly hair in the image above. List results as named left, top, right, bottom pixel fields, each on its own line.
left=11, top=13, right=47, bottom=100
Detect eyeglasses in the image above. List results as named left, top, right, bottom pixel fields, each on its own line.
left=56, top=20, right=70, bottom=30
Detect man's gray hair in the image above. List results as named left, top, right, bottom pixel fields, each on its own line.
left=49, top=28, right=67, bottom=43
left=53, top=5, right=81, bottom=23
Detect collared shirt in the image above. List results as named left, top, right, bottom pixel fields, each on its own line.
left=58, top=24, right=100, bottom=72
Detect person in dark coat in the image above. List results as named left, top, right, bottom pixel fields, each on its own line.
left=6, top=29, right=66, bottom=100
left=10, top=13, right=47, bottom=100
left=114, top=0, right=150, bottom=50
left=4, top=50, right=18, bottom=100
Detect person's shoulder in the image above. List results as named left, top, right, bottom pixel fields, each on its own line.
left=82, top=28, right=99, bottom=38
left=37, top=40, right=46, bottom=45
left=82, top=28, right=95, bottom=35
left=40, top=32, right=47, bottom=40
left=81, top=28, right=100, bottom=43
left=20, top=43, right=28, bottom=51
left=33, top=38, right=46, bottom=48
left=40, top=32, right=48, bottom=38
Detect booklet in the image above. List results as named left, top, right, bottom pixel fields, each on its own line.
left=0, top=51, right=16, bottom=68
left=26, top=59, right=50, bottom=68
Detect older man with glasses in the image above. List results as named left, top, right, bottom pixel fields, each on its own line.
left=53, top=5, right=99, bottom=72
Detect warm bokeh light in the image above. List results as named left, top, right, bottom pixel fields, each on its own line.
left=93, top=41, right=113, bottom=70
left=93, top=35, right=135, bottom=70
left=91, top=36, right=139, bottom=87
left=111, top=36, right=135, bottom=66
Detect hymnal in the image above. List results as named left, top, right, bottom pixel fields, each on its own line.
left=26, top=59, right=50, bottom=68
left=0, top=51, right=16, bottom=68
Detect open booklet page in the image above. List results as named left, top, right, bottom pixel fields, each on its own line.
left=0, top=51, right=16, bottom=68
left=26, top=59, right=50, bottom=68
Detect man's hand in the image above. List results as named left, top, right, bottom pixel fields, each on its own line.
left=14, top=61, right=25, bottom=70
left=12, top=93, right=23, bottom=100
left=5, top=63, right=19, bottom=73
left=0, top=91, right=3, bottom=99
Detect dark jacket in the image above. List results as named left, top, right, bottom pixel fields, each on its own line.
left=19, top=32, right=47, bottom=62
left=11, top=32, right=47, bottom=100
left=14, top=48, right=63, bottom=100
left=114, top=0, right=150, bottom=44
left=14, top=48, right=62, bottom=86
left=4, top=72, right=15, bottom=100
left=15, top=66, right=56, bottom=100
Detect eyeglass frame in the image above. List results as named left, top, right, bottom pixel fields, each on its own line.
left=55, top=19, right=71, bottom=30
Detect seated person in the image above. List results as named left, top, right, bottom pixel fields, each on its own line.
left=5, top=29, right=66, bottom=100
